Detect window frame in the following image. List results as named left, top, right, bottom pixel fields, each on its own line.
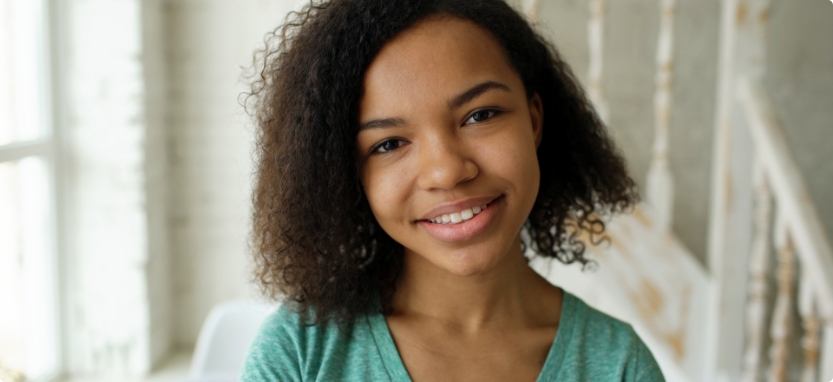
left=0, top=0, right=64, bottom=379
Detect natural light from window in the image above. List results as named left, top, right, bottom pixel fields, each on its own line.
left=0, top=0, right=59, bottom=380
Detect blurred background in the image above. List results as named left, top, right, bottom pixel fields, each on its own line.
left=0, top=0, right=830, bottom=381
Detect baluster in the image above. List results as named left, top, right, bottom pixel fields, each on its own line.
left=746, top=0, right=770, bottom=81
left=769, top=211, right=795, bottom=382
left=587, top=0, right=608, bottom=123
left=705, top=0, right=750, bottom=374
left=741, top=161, right=771, bottom=382
left=646, top=0, right=675, bottom=232
left=799, top=279, right=820, bottom=382
left=822, top=319, right=833, bottom=382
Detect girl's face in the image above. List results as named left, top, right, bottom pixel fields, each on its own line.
left=357, top=16, right=543, bottom=277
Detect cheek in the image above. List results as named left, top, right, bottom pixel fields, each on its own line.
left=481, top=129, right=540, bottom=190
left=362, top=166, right=407, bottom=222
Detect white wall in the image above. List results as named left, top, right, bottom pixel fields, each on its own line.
left=142, top=0, right=173, bottom=368
left=59, top=0, right=153, bottom=373
left=163, top=0, right=304, bottom=348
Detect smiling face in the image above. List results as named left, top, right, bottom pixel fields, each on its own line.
left=357, top=16, right=543, bottom=277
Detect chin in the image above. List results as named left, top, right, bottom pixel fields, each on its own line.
left=439, top=248, right=504, bottom=277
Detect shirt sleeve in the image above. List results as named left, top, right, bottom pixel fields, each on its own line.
left=241, top=306, right=305, bottom=382
left=627, top=335, right=665, bottom=382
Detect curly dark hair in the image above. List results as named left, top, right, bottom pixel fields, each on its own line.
left=246, top=0, right=637, bottom=326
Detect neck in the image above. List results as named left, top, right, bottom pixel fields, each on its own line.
left=391, top=236, right=554, bottom=334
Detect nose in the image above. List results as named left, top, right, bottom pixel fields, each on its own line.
left=415, top=132, right=479, bottom=190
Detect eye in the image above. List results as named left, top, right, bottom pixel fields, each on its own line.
left=370, top=138, right=407, bottom=154
left=464, top=108, right=502, bottom=125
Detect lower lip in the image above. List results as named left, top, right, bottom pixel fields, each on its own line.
left=417, top=195, right=503, bottom=243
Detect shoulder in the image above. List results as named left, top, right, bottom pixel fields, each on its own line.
left=241, top=302, right=311, bottom=382
left=559, top=293, right=665, bottom=381
left=566, top=293, right=638, bottom=347
left=241, top=302, right=386, bottom=381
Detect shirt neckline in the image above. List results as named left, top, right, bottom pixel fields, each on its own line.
left=365, top=290, right=575, bottom=381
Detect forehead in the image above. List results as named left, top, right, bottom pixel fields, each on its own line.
left=360, top=16, right=522, bottom=115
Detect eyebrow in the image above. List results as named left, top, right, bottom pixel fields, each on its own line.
left=358, top=80, right=512, bottom=131
left=448, top=80, right=511, bottom=109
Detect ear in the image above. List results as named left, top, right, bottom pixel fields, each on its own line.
left=529, top=92, right=543, bottom=148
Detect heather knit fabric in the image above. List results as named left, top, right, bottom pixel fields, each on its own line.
left=242, top=291, right=665, bottom=381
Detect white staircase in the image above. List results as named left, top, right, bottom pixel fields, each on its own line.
left=521, top=0, right=833, bottom=380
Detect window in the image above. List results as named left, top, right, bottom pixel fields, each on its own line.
left=0, top=0, right=61, bottom=379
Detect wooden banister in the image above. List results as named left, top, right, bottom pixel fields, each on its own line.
left=646, top=0, right=676, bottom=233
left=799, top=279, right=820, bottom=382
left=741, top=161, right=771, bottom=382
left=737, top=77, right=833, bottom=382
left=736, top=78, right=833, bottom=318
left=587, top=0, right=608, bottom=123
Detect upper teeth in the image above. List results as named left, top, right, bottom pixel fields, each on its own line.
left=429, top=204, right=487, bottom=224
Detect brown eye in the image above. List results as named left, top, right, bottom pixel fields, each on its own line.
left=371, top=138, right=406, bottom=154
left=465, top=109, right=501, bottom=125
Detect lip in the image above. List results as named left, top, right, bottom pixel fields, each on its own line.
left=417, top=195, right=504, bottom=242
left=416, top=194, right=502, bottom=222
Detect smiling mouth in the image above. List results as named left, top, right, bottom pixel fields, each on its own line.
left=416, top=194, right=505, bottom=242
left=416, top=195, right=503, bottom=225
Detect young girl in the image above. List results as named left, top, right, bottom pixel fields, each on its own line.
left=243, top=0, right=664, bottom=380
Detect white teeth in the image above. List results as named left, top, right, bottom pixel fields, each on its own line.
left=428, top=203, right=489, bottom=225
left=450, top=213, right=462, bottom=223
left=460, top=208, right=473, bottom=220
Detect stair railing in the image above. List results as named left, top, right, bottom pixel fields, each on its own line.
left=737, top=77, right=833, bottom=382
left=709, top=0, right=833, bottom=381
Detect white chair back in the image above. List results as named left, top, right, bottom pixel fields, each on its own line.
left=188, top=300, right=276, bottom=382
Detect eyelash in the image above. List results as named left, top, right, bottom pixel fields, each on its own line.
left=370, top=138, right=406, bottom=154
left=368, top=108, right=503, bottom=155
left=464, top=108, right=502, bottom=125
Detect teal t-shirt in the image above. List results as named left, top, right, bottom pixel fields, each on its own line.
left=242, top=291, right=665, bottom=381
